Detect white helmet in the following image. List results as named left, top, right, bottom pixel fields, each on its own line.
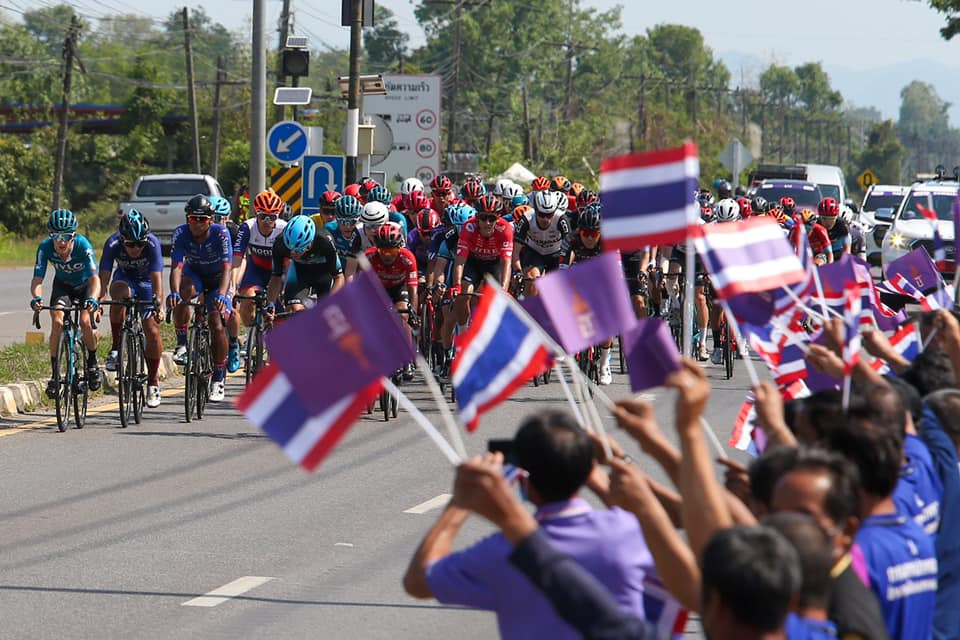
left=532, top=190, right=563, bottom=217
left=400, top=177, right=424, bottom=196
left=714, top=198, right=740, bottom=222
left=502, top=182, right=524, bottom=199
left=491, top=178, right=514, bottom=197
left=360, top=201, right=390, bottom=226
left=556, top=191, right=569, bottom=214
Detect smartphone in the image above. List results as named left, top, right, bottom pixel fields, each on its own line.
left=487, top=438, right=516, bottom=464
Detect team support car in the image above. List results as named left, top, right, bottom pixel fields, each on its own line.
left=880, top=180, right=957, bottom=276
left=750, top=179, right=823, bottom=213
left=859, top=184, right=909, bottom=266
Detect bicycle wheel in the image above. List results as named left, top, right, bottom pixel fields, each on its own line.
left=380, top=388, right=390, bottom=422
left=618, top=335, right=627, bottom=374
left=54, top=332, right=71, bottom=432
left=390, top=374, right=399, bottom=419
left=133, top=331, right=146, bottom=424
left=723, top=323, right=734, bottom=380
left=184, top=328, right=197, bottom=423
left=195, top=330, right=209, bottom=420
left=117, top=330, right=133, bottom=428
left=72, top=337, right=88, bottom=429
left=244, top=325, right=257, bottom=386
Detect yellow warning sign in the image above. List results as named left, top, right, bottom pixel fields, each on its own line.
left=857, top=168, right=878, bottom=191
left=270, top=167, right=302, bottom=215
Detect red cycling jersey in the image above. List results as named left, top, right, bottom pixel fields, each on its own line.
left=456, top=217, right=514, bottom=261
left=365, top=247, right=418, bottom=289
left=791, top=223, right=831, bottom=259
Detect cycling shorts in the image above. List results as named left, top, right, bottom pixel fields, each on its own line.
left=110, top=273, right=157, bottom=315
left=520, top=249, right=563, bottom=273
left=238, top=263, right=272, bottom=291
left=384, top=284, right=410, bottom=305
left=182, top=265, right=232, bottom=317
left=284, top=272, right=334, bottom=306
left=50, top=278, right=88, bottom=310
left=462, top=257, right=502, bottom=286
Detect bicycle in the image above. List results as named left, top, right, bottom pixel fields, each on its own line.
left=167, top=300, right=213, bottom=423
left=101, top=299, right=154, bottom=428
left=233, top=290, right=270, bottom=386
left=34, top=302, right=91, bottom=432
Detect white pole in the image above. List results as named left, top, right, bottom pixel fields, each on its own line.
left=684, top=236, right=695, bottom=358
left=382, top=376, right=461, bottom=465
left=719, top=300, right=761, bottom=386
left=417, top=354, right=468, bottom=460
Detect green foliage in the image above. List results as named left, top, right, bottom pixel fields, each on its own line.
left=364, top=7, right=410, bottom=72
left=855, top=120, right=905, bottom=187
left=929, top=0, right=960, bottom=39
left=0, top=138, right=53, bottom=235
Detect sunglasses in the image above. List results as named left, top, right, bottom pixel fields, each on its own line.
left=478, top=214, right=498, bottom=223
left=123, top=240, right=146, bottom=248
left=257, top=214, right=278, bottom=222
left=50, top=232, right=75, bottom=243
left=579, top=229, right=600, bottom=239
left=187, top=215, right=212, bottom=223
left=337, top=218, right=357, bottom=226
left=377, top=247, right=400, bottom=256
left=536, top=211, right=553, bottom=218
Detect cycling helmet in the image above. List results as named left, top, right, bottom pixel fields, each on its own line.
left=416, top=208, right=441, bottom=234
left=768, top=206, right=787, bottom=225
left=48, top=208, right=78, bottom=233
left=491, top=178, right=514, bottom=197
left=799, top=208, right=818, bottom=224
left=502, top=182, right=524, bottom=200
left=185, top=194, right=214, bottom=216
left=359, top=178, right=380, bottom=197
left=400, top=177, right=424, bottom=196
left=550, top=175, right=572, bottom=193
left=736, top=197, right=753, bottom=218
left=282, top=215, right=316, bottom=253
left=577, top=189, right=599, bottom=208
left=360, top=201, right=390, bottom=227
left=714, top=198, right=740, bottom=222
left=532, top=189, right=563, bottom=216
left=320, top=190, right=341, bottom=208
left=578, top=204, right=602, bottom=231
left=343, top=183, right=362, bottom=198
left=252, top=190, right=283, bottom=215
left=119, top=209, right=150, bottom=242
left=512, top=204, right=534, bottom=220
left=715, top=180, right=733, bottom=199
left=447, top=203, right=475, bottom=230
left=750, top=195, right=767, bottom=213
left=209, top=196, right=232, bottom=220
left=335, top=194, right=363, bottom=220
left=696, top=189, right=715, bottom=208
left=817, top=197, right=839, bottom=218
left=531, top=175, right=551, bottom=191
left=477, top=193, right=504, bottom=215
left=557, top=193, right=570, bottom=214
left=374, top=223, right=405, bottom=249
left=405, top=190, right=431, bottom=212
left=569, top=182, right=586, bottom=197
left=780, top=196, right=796, bottom=213
left=430, top=174, right=453, bottom=193
left=461, top=179, right=486, bottom=201
left=367, top=185, right=391, bottom=205
left=700, top=205, right=715, bottom=222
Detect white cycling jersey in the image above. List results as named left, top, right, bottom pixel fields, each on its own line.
left=514, top=209, right=571, bottom=256
left=234, top=217, right=287, bottom=271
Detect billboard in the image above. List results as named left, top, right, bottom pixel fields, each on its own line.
left=362, top=74, right=442, bottom=187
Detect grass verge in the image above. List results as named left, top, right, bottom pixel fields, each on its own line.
left=0, top=230, right=115, bottom=267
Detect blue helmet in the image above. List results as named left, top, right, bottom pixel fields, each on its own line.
left=367, top=185, right=392, bottom=205
left=119, top=209, right=150, bottom=242
left=508, top=193, right=528, bottom=209
left=447, top=203, right=475, bottom=231
left=283, top=215, right=316, bottom=253
left=209, top=196, right=232, bottom=220
left=48, top=208, right=78, bottom=233
left=335, top=195, right=363, bottom=220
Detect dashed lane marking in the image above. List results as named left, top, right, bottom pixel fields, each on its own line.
left=181, top=576, right=275, bottom=607
left=403, top=493, right=452, bottom=514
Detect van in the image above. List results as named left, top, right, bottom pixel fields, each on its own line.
left=798, top=164, right=847, bottom=206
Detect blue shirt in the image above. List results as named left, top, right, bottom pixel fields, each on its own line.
left=893, top=434, right=943, bottom=539
left=34, top=235, right=98, bottom=287
left=856, top=512, right=937, bottom=639
left=170, top=223, right=232, bottom=276
left=426, top=498, right=654, bottom=640
left=99, top=231, right=163, bottom=281
left=785, top=613, right=837, bottom=639
left=324, top=220, right=359, bottom=262
left=388, top=210, right=408, bottom=237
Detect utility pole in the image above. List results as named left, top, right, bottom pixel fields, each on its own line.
left=53, top=14, right=82, bottom=210
left=346, top=0, right=363, bottom=184
left=211, top=55, right=225, bottom=178
left=274, top=0, right=292, bottom=123
left=251, top=0, right=267, bottom=195
left=183, top=7, right=201, bottom=173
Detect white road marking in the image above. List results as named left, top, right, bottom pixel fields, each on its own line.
left=403, top=493, right=451, bottom=514
left=334, top=542, right=354, bottom=547
left=181, top=576, right=275, bottom=607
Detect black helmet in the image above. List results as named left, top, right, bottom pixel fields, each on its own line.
left=578, top=204, right=602, bottom=231
left=184, top=194, right=213, bottom=216
left=750, top=195, right=768, bottom=212
left=715, top=180, right=732, bottom=199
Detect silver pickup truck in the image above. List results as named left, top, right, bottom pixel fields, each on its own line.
left=118, top=173, right=225, bottom=252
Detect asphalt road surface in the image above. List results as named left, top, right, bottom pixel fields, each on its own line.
left=0, top=267, right=41, bottom=348
left=0, top=354, right=753, bottom=639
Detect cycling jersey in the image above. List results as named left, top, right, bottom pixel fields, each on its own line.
left=271, top=228, right=342, bottom=282
left=365, top=247, right=418, bottom=290
left=567, top=233, right=602, bottom=263
left=99, top=231, right=163, bottom=280
left=323, top=219, right=359, bottom=262
left=431, top=226, right=459, bottom=261
left=34, top=235, right=98, bottom=287
left=791, top=223, right=831, bottom=260
left=826, top=219, right=852, bottom=261
left=850, top=224, right=866, bottom=260
left=171, top=223, right=232, bottom=275
left=514, top=210, right=571, bottom=257
left=234, top=217, right=287, bottom=272
left=407, top=228, right=433, bottom=272
left=456, top=218, right=514, bottom=262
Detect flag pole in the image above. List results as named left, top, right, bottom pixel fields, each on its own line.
left=554, top=359, right=587, bottom=426
left=684, top=233, right=695, bottom=359
left=719, top=300, right=761, bottom=386
left=382, top=376, right=462, bottom=465
left=700, top=417, right=727, bottom=457
left=417, top=354, right=468, bottom=460
left=779, top=284, right=837, bottom=321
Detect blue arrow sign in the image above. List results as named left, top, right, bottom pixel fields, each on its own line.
left=267, top=120, right=308, bottom=164
left=302, top=155, right=346, bottom=211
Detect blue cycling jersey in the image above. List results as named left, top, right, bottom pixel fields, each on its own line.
left=324, top=220, right=360, bottom=262
left=170, top=223, right=232, bottom=276
left=389, top=211, right=408, bottom=237
left=99, top=231, right=163, bottom=281
left=34, top=235, right=98, bottom=287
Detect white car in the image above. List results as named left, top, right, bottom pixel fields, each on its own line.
left=880, top=181, right=957, bottom=274
left=859, top=184, right=908, bottom=266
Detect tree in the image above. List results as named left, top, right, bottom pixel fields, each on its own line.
left=855, top=120, right=904, bottom=186
left=793, top=62, right=841, bottom=112
left=0, top=138, right=53, bottom=235
left=898, top=80, right=950, bottom=140
left=364, top=7, right=410, bottom=71
left=759, top=65, right=800, bottom=105
left=927, top=0, right=960, bottom=39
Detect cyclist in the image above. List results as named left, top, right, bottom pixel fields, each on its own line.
left=791, top=208, right=832, bottom=265
left=409, top=207, right=442, bottom=282
left=366, top=224, right=419, bottom=380
left=513, top=190, right=571, bottom=298
left=266, top=215, right=343, bottom=317
left=780, top=196, right=797, bottom=218
left=167, top=195, right=233, bottom=402
left=817, top=197, right=851, bottom=262
left=324, top=194, right=363, bottom=265
left=428, top=203, right=475, bottom=377
left=317, top=190, right=341, bottom=224
left=707, top=200, right=742, bottom=365
left=30, top=208, right=102, bottom=397
left=398, top=190, right=431, bottom=229
left=230, top=190, right=288, bottom=372
left=395, top=176, right=425, bottom=211
left=460, top=179, right=486, bottom=208
left=450, top=196, right=513, bottom=330
left=345, top=201, right=392, bottom=278
left=367, top=185, right=409, bottom=236
left=98, top=210, right=164, bottom=407
left=357, top=177, right=380, bottom=205
left=696, top=188, right=715, bottom=209
left=429, top=174, right=457, bottom=214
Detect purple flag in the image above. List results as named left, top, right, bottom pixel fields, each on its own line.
left=520, top=294, right=562, bottom=347
left=533, top=252, right=639, bottom=354
left=884, top=247, right=945, bottom=293
left=953, top=193, right=960, bottom=275
left=266, top=269, right=416, bottom=415
left=621, top=319, right=681, bottom=391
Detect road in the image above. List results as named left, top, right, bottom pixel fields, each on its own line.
left=0, top=355, right=753, bottom=639
left=0, top=268, right=41, bottom=348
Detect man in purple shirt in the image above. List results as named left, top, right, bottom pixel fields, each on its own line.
left=403, top=411, right=655, bottom=639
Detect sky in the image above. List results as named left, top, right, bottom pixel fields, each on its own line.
left=8, top=0, right=960, bottom=121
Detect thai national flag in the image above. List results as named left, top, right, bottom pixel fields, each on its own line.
left=599, top=143, right=700, bottom=251
left=729, top=393, right=758, bottom=453
left=890, top=322, right=921, bottom=363
left=917, top=202, right=950, bottom=271
left=236, top=365, right=381, bottom=472
left=452, top=286, right=553, bottom=431
left=842, top=283, right=862, bottom=376
left=888, top=274, right=947, bottom=311
left=693, top=218, right=807, bottom=299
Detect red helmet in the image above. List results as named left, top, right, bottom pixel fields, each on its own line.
left=359, top=178, right=380, bottom=198
left=818, top=197, right=839, bottom=218
left=405, top=190, right=430, bottom=211
left=463, top=180, right=485, bottom=201
left=780, top=196, right=796, bottom=213
left=477, top=193, right=504, bottom=215
left=576, top=189, right=598, bottom=208
left=531, top=176, right=551, bottom=191
left=343, top=183, right=362, bottom=199
left=430, top=175, right=453, bottom=193
left=736, top=197, right=753, bottom=218
left=321, top=190, right=340, bottom=207
left=374, top=223, right=404, bottom=249
left=416, top=208, right=441, bottom=234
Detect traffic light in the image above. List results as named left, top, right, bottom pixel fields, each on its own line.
left=281, top=48, right=309, bottom=78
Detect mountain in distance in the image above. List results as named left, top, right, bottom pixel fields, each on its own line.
left=718, top=50, right=960, bottom=127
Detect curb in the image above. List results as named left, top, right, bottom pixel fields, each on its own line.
left=0, top=352, right=180, bottom=418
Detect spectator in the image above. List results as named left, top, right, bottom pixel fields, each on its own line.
left=402, top=410, right=655, bottom=639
